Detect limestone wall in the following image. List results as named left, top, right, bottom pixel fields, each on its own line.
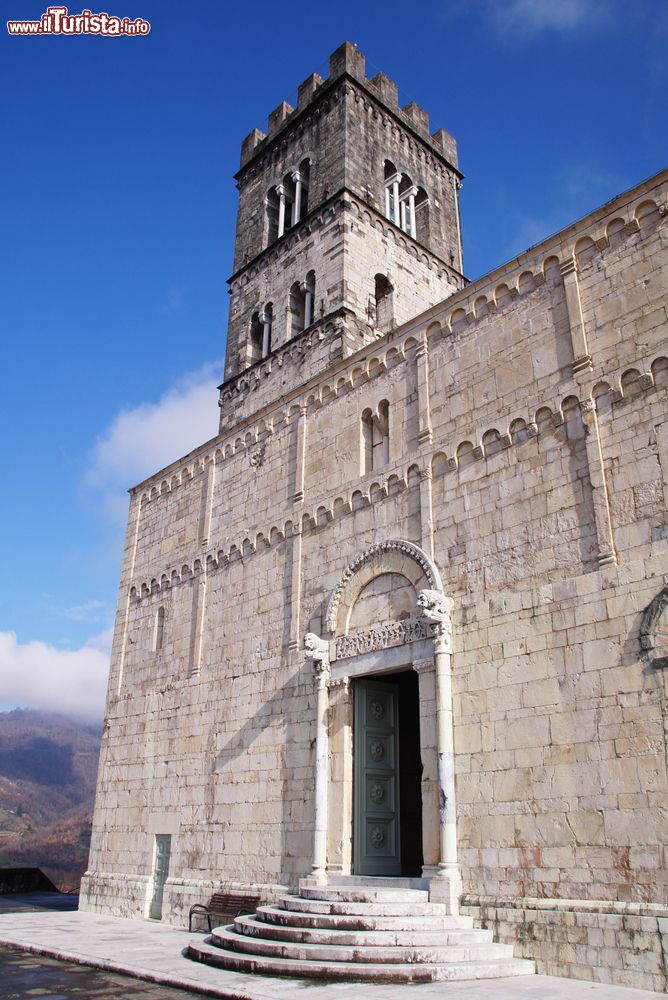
left=82, top=168, right=668, bottom=988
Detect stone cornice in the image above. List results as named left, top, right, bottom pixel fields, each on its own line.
left=128, top=168, right=667, bottom=499
left=127, top=355, right=666, bottom=599
left=227, top=186, right=464, bottom=288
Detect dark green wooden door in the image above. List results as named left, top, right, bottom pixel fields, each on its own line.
left=149, top=834, right=171, bottom=920
left=353, top=679, right=401, bottom=875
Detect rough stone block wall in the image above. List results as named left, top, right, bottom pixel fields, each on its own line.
left=232, top=92, right=346, bottom=273
left=225, top=66, right=462, bottom=380
left=82, top=169, right=668, bottom=991
left=462, top=899, right=668, bottom=993
left=343, top=88, right=461, bottom=268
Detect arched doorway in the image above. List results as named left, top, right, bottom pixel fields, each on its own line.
left=324, top=540, right=444, bottom=881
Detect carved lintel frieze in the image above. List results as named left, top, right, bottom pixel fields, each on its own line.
left=335, top=616, right=431, bottom=660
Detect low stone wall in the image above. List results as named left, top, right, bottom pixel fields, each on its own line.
left=79, top=871, right=150, bottom=919
left=0, top=867, right=58, bottom=894
left=164, top=876, right=286, bottom=928
left=462, top=894, right=668, bottom=993
left=80, top=870, right=288, bottom=927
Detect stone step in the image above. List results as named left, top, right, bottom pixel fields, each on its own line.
left=234, top=914, right=495, bottom=948
left=210, top=925, right=515, bottom=965
left=277, top=894, right=461, bottom=918
left=187, top=939, right=536, bottom=983
left=316, top=875, right=428, bottom=890
left=299, top=885, right=429, bottom=904
left=256, top=904, right=475, bottom=932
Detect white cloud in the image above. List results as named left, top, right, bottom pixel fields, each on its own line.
left=0, top=629, right=111, bottom=721
left=85, top=361, right=224, bottom=522
left=493, top=0, right=598, bottom=32
left=452, top=0, right=610, bottom=36
left=63, top=598, right=110, bottom=623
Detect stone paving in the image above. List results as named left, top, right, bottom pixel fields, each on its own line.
left=0, top=946, right=203, bottom=1000
left=0, top=908, right=666, bottom=1000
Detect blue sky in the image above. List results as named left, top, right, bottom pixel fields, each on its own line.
left=1, top=0, right=665, bottom=719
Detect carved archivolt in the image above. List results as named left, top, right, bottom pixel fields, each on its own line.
left=640, top=585, right=668, bottom=669
left=325, top=538, right=442, bottom=636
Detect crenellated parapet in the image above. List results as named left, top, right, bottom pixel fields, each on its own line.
left=238, top=42, right=458, bottom=173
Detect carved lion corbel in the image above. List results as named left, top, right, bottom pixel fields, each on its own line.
left=304, top=632, right=330, bottom=672
left=417, top=589, right=452, bottom=626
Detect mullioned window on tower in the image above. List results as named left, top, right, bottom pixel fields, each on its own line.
left=384, top=160, right=428, bottom=240
left=266, top=158, right=311, bottom=245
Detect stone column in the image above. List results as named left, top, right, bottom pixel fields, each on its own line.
left=560, top=256, right=593, bottom=374
left=277, top=185, right=287, bottom=238
left=406, top=186, right=417, bottom=238
left=116, top=490, right=144, bottom=695
left=291, top=171, right=302, bottom=225
left=415, top=331, right=433, bottom=447
left=293, top=404, right=307, bottom=503
left=392, top=175, right=400, bottom=225
left=304, top=634, right=331, bottom=884
left=656, top=422, right=668, bottom=513
left=417, top=590, right=462, bottom=913
left=419, top=467, right=435, bottom=561
left=304, top=286, right=314, bottom=328
left=261, top=312, right=271, bottom=358
left=580, top=398, right=617, bottom=566
left=288, top=524, right=302, bottom=651
left=453, top=177, right=463, bottom=273
left=413, top=658, right=439, bottom=873
left=327, top=676, right=352, bottom=873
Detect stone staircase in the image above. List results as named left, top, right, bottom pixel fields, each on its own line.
left=187, top=880, right=535, bottom=983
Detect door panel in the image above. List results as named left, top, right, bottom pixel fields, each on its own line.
left=354, top=679, right=401, bottom=875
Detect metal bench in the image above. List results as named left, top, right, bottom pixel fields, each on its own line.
left=188, top=892, right=261, bottom=933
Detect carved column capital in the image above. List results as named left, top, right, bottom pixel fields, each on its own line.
left=413, top=658, right=434, bottom=675
left=559, top=256, right=578, bottom=278
left=328, top=675, right=350, bottom=694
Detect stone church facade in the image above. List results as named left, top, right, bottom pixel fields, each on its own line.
left=81, top=43, right=668, bottom=990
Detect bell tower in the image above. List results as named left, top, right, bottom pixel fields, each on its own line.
left=220, top=42, right=465, bottom=429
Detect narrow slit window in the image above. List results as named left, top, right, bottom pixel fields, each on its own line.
left=154, top=606, right=165, bottom=652
left=361, top=400, right=390, bottom=474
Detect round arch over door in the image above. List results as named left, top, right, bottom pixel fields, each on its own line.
left=325, top=538, right=442, bottom=636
